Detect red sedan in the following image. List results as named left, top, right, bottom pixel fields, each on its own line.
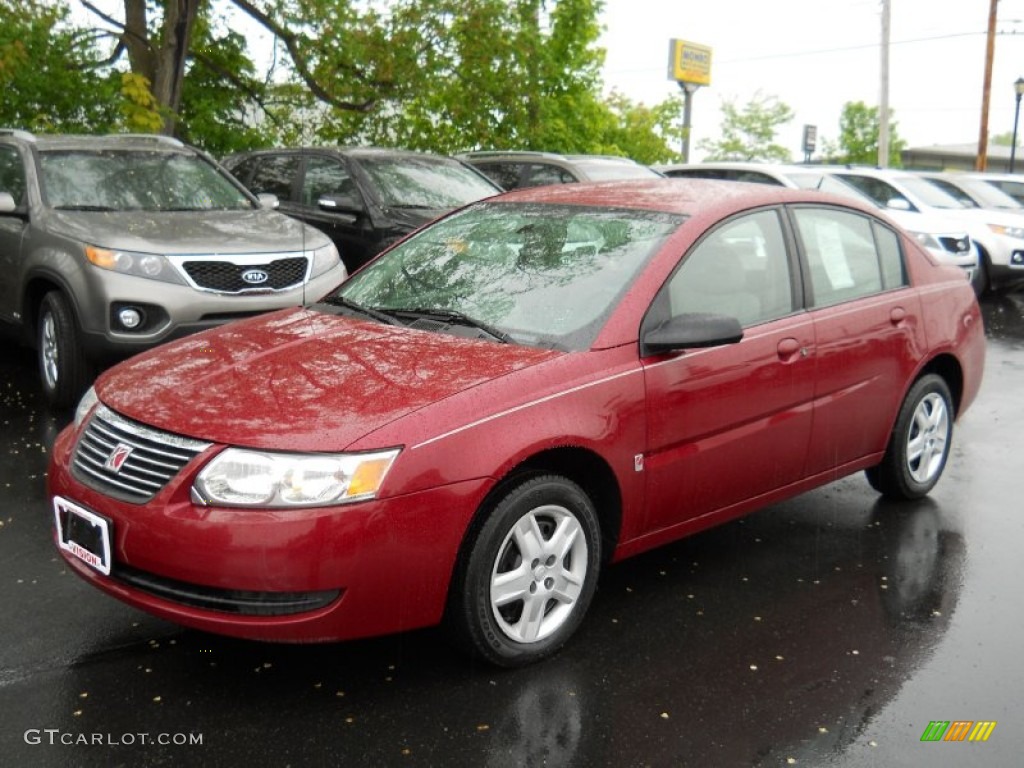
left=48, top=180, right=985, bottom=666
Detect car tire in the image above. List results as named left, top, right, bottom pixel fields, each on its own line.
left=971, top=250, right=990, bottom=296
left=865, top=374, right=953, bottom=500
left=448, top=474, right=601, bottom=667
left=38, top=291, right=91, bottom=410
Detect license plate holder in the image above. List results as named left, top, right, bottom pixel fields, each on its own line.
left=54, top=496, right=112, bottom=576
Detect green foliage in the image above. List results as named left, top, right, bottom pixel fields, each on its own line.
left=0, top=0, right=119, bottom=132
left=4, top=0, right=680, bottom=161
left=822, top=101, right=906, bottom=166
left=696, top=92, right=794, bottom=162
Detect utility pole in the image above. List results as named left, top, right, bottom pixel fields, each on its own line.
left=977, top=0, right=1000, bottom=171
left=878, top=0, right=891, bottom=167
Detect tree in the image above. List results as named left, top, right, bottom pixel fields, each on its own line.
left=823, top=101, right=906, bottom=166
left=696, top=92, right=794, bottom=162
left=0, top=0, right=120, bottom=132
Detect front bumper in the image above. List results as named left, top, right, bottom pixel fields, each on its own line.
left=48, top=424, right=488, bottom=643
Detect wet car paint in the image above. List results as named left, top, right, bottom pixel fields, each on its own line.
left=1, top=291, right=1022, bottom=765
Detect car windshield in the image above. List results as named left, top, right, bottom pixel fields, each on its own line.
left=953, top=178, right=1023, bottom=209
left=39, top=149, right=255, bottom=212
left=572, top=159, right=663, bottom=181
left=897, top=176, right=968, bottom=209
left=355, top=156, right=499, bottom=209
left=329, top=202, right=685, bottom=351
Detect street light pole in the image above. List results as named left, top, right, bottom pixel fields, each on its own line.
left=1011, top=77, right=1024, bottom=173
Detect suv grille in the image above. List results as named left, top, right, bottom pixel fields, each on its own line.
left=182, top=256, right=309, bottom=293
left=73, top=406, right=211, bottom=503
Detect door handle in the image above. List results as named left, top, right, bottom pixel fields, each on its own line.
left=777, top=337, right=805, bottom=361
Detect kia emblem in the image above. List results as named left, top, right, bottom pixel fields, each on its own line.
left=104, top=443, right=134, bottom=473
left=241, top=269, right=269, bottom=285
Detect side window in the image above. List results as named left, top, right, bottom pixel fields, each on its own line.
left=662, top=209, right=793, bottom=328
left=226, top=155, right=259, bottom=187
left=527, top=163, right=577, bottom=186
left=837, top=175, right=909, bottom=209
left=301, top=156, right=356, bottom=206
left=0, top=146, right=26, bottom=205
left=474, top=162, right=523, bottom=190
left=875, top=223, right=907, bottom=290
left=249, top=154, right=300, bottom=200
left=794, top=207, right=894, bottom=307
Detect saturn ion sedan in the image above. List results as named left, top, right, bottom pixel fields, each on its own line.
left=48, top=179, right=985, bottom=667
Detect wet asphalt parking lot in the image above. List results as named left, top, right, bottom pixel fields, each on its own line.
left=1, top=291, right=1023, bottom=768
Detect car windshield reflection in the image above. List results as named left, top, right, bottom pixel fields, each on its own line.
left=328, top=202, right=685, bottom=351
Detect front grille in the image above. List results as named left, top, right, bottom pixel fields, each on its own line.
left=114, top=564, right=341, bottom=616
left=182, top=256, right=309, bottom=293
left=938, top=235, right=971, bottom=255
left=73, top=406, right=211, bottom=503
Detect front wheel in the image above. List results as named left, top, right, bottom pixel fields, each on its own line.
left=866, top=374, right=953, bottom=500
left=37, top=291, right=92, bottom=409
left=448, top=474, right=601, bottom=667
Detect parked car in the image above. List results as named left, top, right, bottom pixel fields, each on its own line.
left=966, top=171, right=1024, bottom=207
left=0, top=130, right=345, bottom=408
left=49, top=179, right=984, bottom=667
left=458, top=150, right=662, bottom=190
left=821, top=166, right=1024, bottom=293
left=656, top=162, right=979, bottom=289
left=915, top=171, right=1024, bottom=212
left=222, top=147, right=502, bottom=273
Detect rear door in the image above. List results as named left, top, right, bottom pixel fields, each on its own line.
left=0, top=144, right=28, bottom=323
left=789, top=205, right=925, bottom=475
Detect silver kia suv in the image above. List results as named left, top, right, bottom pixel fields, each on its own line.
left=0, top=130, right=346, bottom=407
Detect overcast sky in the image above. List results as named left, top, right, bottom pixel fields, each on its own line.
left=599, top=0, right=1024, bottom=160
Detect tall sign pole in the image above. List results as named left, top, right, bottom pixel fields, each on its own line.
left=878, top=0, right=891, bottom=167
left=668, top=39, right=713, bottom=163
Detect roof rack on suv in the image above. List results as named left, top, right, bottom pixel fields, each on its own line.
left=0, top=129, right=37, bottom=142
left=104, top=133, right=184, bottom=147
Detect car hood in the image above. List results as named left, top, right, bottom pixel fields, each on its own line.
left=94, top=308, right=559, bottom=451
left=45, top=208, right=329, bottom=254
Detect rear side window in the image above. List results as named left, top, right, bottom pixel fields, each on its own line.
left=527, top=163, right=577, bottom=186
left=793, top=207, right=904, bottom=307
left=249, top=154, right=300, bottom=200
left=474, top=162, right=524, bottom=190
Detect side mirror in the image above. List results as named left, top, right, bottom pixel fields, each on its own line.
left=641, top=312, right=743, bottom=356
left=885, top=197, right=912, bottom=212
left=318, top=193, right=365, bottom=214
left=0, top=192, right=16, bottom=214
left=256, top=193, right=279, bottom=209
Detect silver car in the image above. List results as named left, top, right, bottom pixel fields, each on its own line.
left=0, top=131, right=346, bottom=407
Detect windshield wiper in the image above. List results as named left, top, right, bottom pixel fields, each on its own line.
left=319, top=295, right=404, bottom=326
left=53, top=204, right=117, bottom=212
left=385, top=307, right=514, bottom=343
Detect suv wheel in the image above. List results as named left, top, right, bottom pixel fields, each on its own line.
left=38, top=292, right=91, bottom=409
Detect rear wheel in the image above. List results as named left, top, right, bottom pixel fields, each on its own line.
left=37, top=291, right=91, bottom=409
left=448, top=474, right=601, bottom=667
left=866, top=374, right=953, bottom=500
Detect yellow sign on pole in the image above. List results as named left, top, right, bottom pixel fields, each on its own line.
left=667, top=39, right=712, bottom=86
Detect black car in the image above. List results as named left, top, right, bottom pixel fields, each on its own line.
left=223, top=147, right=502, bottom=272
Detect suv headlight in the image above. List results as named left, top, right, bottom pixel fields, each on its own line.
left=988, top=223, right=1024, bottom=240
left=907, top=231, right=941, bottom=250
left=192, top=447, right=400, bottom=508
left=85, top=246, right=187, bottom=285
left=310, top=241, right=343, bottom=278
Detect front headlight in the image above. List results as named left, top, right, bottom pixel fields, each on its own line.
left=309, top=241, right=343, bottom=278
left=73, top=386, right=99, bottom=429
left=988, top=223, right=1024, bottom=240
left=192, top=447, right=400, bottom=508
left=908, top=231, right=941, bottom=250
left=85, top=245, right=187, bottom=285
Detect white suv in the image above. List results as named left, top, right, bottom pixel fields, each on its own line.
left=657, top=163, right=979, bottom=290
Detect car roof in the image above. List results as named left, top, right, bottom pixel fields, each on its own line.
left=0, top=132, right=191, bottom=152
left=228, top=146, right=461, bottom=162
left=487, top=178, right=877, bottom=217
